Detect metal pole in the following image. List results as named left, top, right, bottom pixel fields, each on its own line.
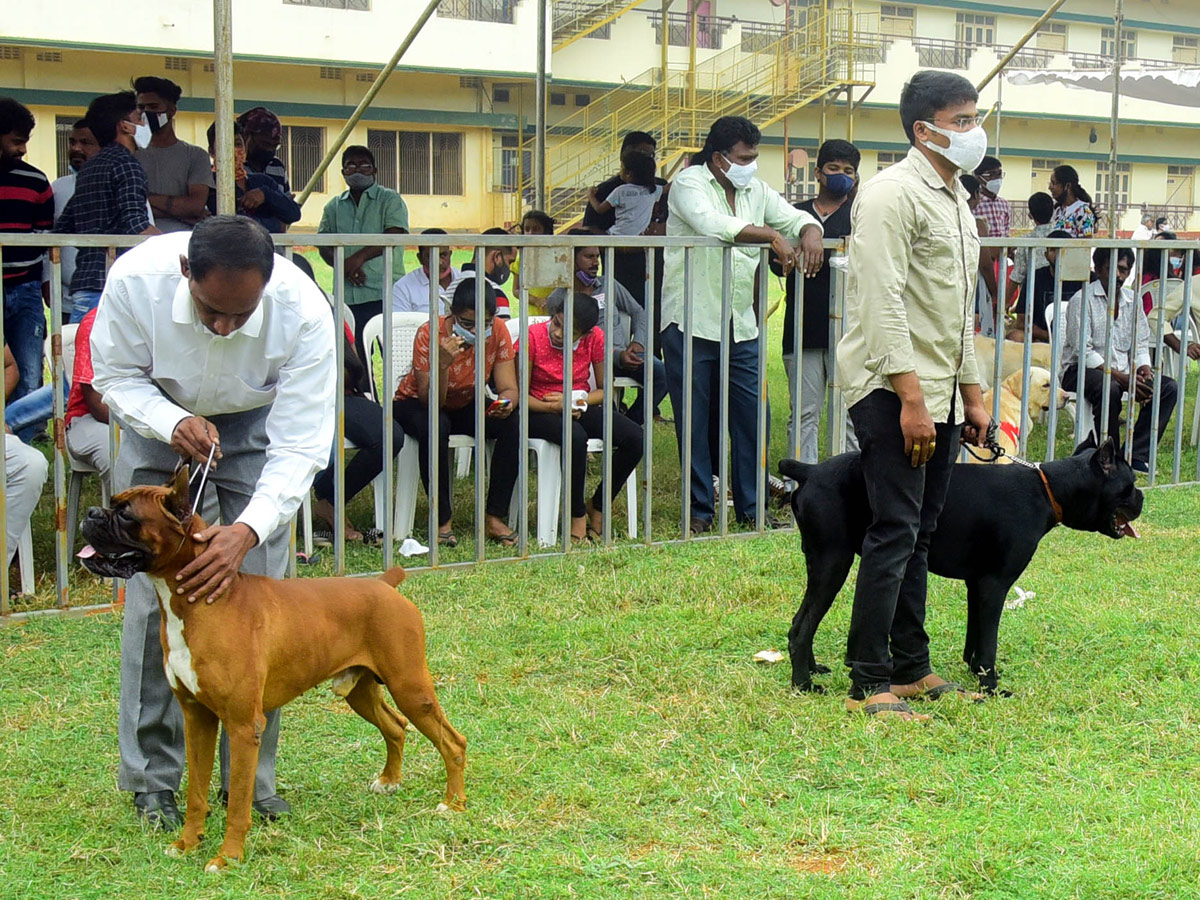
left=295, top=0, right=440, bottom=207
left=976, top=0, right=1069, bottom=92
left=213, top=0, right=236, bottom=215
left=535, top=0, right=548, bottom=211
left=994, top=76, right=1003, bottom=157
left=1108, top=0, right=1124, bottom=239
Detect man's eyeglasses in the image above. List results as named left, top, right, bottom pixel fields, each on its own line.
left=937, top=115, right=983, bottom=130
left=342, top=163, right=376, bottom=173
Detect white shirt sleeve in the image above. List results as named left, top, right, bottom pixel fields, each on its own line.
left=235, top=310, right=337, bottom=542
left=89, top=278, right=193, bottom=444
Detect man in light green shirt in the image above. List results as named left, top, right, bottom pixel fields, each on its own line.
left=836, top=71, right=991, bottom=721
left=661, top=115, right=823, bottom=534
left=318, top=144, right=409, bottom=352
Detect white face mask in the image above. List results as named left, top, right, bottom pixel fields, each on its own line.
left=985, top=177, right=1003, bottom=195
left=920, top=121, right=988, bottom=173
left=131, top=120, right=152, bottom=150
left=720, top=153, right=758, bottom=189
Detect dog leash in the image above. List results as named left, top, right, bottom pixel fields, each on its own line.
left=960, top=429, right=1063, bottom=525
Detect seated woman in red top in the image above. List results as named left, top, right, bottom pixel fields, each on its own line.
left=393, top=278, right=522, bottom=547
left=498, top=292, right=643, bottom=543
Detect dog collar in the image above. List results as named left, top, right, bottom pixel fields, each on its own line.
left=1037, top=467, right=1063, bottom=525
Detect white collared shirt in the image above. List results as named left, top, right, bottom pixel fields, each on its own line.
left=1062, top=279, right=1152, bottom=376
left=391, top=265, right=461, bottom=315
left=90, top=232, right=336, bottom=541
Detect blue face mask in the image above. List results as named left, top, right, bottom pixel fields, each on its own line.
left=824, top=173, right=855, bottom=197
left=453, top=320, right=491, bottom=346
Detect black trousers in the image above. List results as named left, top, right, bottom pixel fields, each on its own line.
left=845, top=389, right=962, bottom=697
left=393, top=396, right=522, bottom=527
left=1062, top=365, right=1177, bottom=463
left=490, top=406, right=643, bottom=519
left=312, top=394, right=405, bottom=505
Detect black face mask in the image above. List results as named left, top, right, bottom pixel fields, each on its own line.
left=246, top=144, right=274, bottom=166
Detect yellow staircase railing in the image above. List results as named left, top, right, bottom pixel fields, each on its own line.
left=552, top=0, right=652, bottom=52
left=537, top=5, right=877, bottom=228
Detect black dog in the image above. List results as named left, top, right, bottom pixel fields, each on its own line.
left=781, top=437, right=1143, bottom=694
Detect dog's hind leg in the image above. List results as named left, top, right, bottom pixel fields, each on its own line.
left=788, top=551, right=854, bottom=692
left=167, top=697, right=219, bottom=858
left=385, top=671, right=467, bottom=812
left=345, top=674, right=410, bottom=794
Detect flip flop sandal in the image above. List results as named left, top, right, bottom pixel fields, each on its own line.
left=488, top=530, right=518, bottom=548
left=437, top=531, right=458, bottom=548
left=586, top=523, right=603, bottom=542
left=311, top=530, right=333, bottom=549
left=919, top=681, right=984, bottom=703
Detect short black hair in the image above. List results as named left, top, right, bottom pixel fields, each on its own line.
left=1155, top=216, right=1169, bottom=228
left=85, top=91, right=137, bottom=146
left=72, top=118, right=89, bottom=131
left=132, top=76, right=183, bottom=105
left=520, top=210, right=555, bottom=233
left=187, top=215, right=276, bottom=283
left=547, top=291, right=600, bottom=336
left=205, top=120, right=244, bottom=152
left=0, top=97, right=35, bottom=139
left=416, top=227, right=447, bottom=261
left=816, top=139, right=860, bottom=170
left=1046, top=230, right=1073, bottom=240
left=692, top=116, right=760, bottom=167
left=959, top=173, right=981, bottom=197
left=1028, top=192, right=1055, bottom=225
left=621, top=131, right=656, bottom=152
left=480, top=226, right=516, bottom=256
left=342, top=144, right=374, bottom=166
left=621, top=149, right=657, bottom=187
left=899, top=70, right=979, bottom=144
left=974, top=156, right=1002, bottom=176
left=1155, top=230, right=1178, bottom=241
left=450, top=277, right=497, bottom=316
left=1092, top=246, right=1135, bottom=271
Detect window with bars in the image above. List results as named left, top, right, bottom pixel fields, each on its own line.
left=164, top=56, right=191, bottom=71
left=1095, top=161, right=1131, bottom=213
left=955, top=13, right=995, bottom=48
left=1100, top=27, right=1136, bottom=60
left=369, top=130, right=464, bottom=196
left=876, top=151, right=906, bottom=171
left=1031, top=158, right=1063, bottom=190
left=284, top=0, right=371, bottom=9
left=493, top=132, right=530, bottom=194
left=319, top=66, right=343, bottom=80
left=279, top=125, right=324, bottom=194
left=1173, top=36, right=1199, bottom=65
left=437, top=0, right=516, bottom=24
left=54, top=116, right=76, bottom=178
left=1036, top=21, right=1067, bottom=52
left=879, top=5, right=915, bottom=38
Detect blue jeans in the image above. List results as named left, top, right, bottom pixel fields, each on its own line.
left=69, top=289, right=103, bottom=324
left=2, top=279, right=46, bottom=442
left=4, top=381, right=68, bottom=438
left=661, top=324, right=766, bottom=523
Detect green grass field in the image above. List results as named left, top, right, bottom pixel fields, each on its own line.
left=5, top=253, right=1200, bottom=896
left=3, top=484, right=1200, bottom=898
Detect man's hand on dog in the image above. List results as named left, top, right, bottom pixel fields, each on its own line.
left=177, top=522, right=258, bottom=604
left=171, top=416, right=222, bottom=466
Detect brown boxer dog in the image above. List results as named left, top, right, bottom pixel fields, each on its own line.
left=79, top=470, right=466, bottom=873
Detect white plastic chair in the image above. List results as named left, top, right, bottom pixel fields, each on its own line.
left=503, top=317, right=638, bottom=546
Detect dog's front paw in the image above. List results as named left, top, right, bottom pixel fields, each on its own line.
left=789, top=676, right=824, bottom=694
left=810, top=662, right=832, bottom=675
left=165, top=835, right=204, bottom=858
left=204, top=853, right=242, bottom=874
left=369, top=778, right=401, bottom=795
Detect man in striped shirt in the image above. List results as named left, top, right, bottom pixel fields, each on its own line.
left=0, top=98, right=54, bottom=441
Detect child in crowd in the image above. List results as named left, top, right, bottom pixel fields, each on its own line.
left=587, top=150, right=663, bottom=237
left=503, top=292, right=643, bottom=544
left=512, top=209, right=555, bottom=311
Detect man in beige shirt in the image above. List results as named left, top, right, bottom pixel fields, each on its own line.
left=836, top=71, right=991, bottom=720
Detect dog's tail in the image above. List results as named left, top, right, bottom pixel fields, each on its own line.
left=378, top=567, right=407, bottom=589
left=778, top=458, right=814, bottom=493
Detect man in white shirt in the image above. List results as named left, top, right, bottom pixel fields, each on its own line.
left=1061, top=246, right=1177, bottom=472
left=392, top=228, right=459, bottom=315
left=661, top=115, right=823, bottom=533
left=90, top=216, right=335, bottom=829
left=1131, top=213, right=1154, bottom=242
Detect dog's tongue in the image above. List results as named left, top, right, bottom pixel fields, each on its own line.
left=77, top=545, right=97, bottom=559
left=1116, top=517, right=1140, bottom=539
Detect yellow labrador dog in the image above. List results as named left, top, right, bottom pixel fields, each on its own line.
left=972, top=367, right=1068, bottom=464
left=973, top=336, right=1054, bottom=393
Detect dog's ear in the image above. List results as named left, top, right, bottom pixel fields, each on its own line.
left=163, top=467, right=192, bottom=524
left=1091, top=436, right=1119, bottom=475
